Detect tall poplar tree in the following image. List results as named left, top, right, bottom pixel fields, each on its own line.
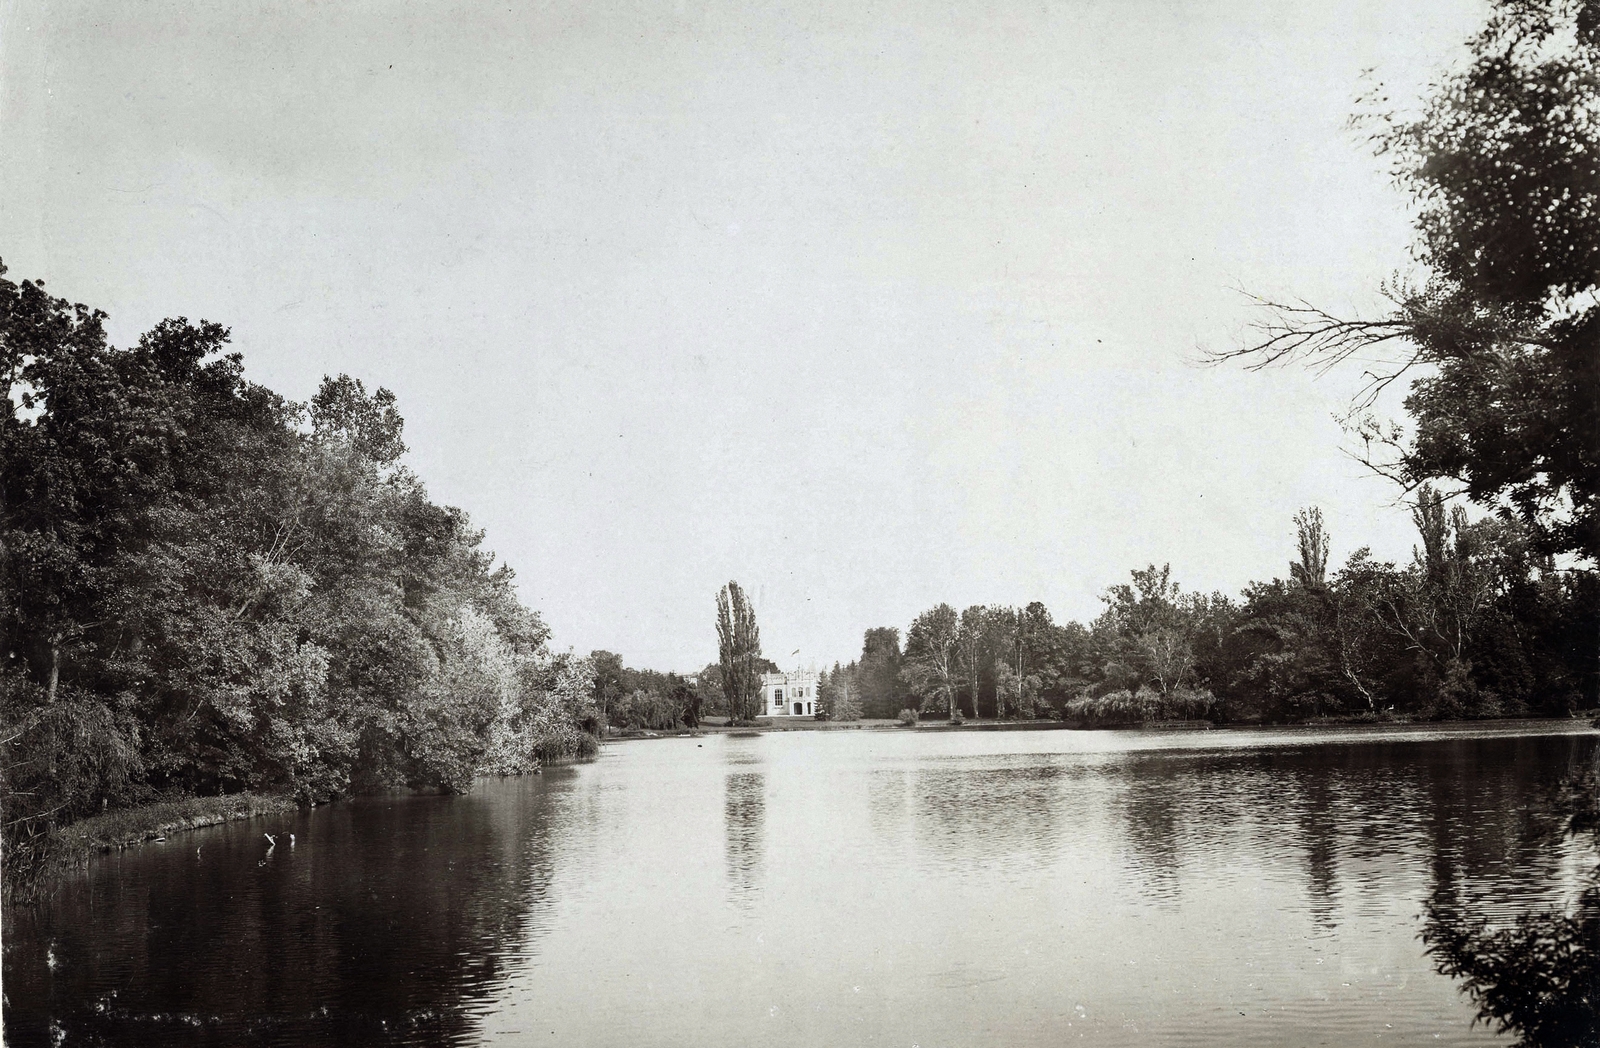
left=715, top=580, right=762, bottom=724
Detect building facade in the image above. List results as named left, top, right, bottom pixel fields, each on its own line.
left=760, top=669, right=821, bottom=717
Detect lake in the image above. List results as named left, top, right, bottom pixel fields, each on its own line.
left=5, top=721, right=1596, bottom=1047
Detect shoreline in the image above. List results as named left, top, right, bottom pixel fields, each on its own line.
left=607, top=712, right=1600, bottom=741
left=5, top=792, right=300, bottom=907
left=8, top=754, right=608, bottom=905
left=54, top=792, right=302, bottom=852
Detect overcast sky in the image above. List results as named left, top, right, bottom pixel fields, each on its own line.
left=1, top=0, right=1487, bottom=671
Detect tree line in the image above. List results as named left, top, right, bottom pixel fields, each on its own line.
left=1, top=267, right=599, bottom=887
left=1300, top=3, right=1598, bottom=1041
left=826, top=0, right=1600, bottom=740
left=815, top=497, right=1594, bottom=725
left=588, top=487, right=1593, bottom=731
left=583, top=585, right=781, bottom=732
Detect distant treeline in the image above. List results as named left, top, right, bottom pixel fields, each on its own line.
left=581, top=650, right=781, bottom=731
left=589, top=497, right=1597, bottom=730
left=1, top=264, right=598, bottom=889
left=818, top=500, right=1596, bottom=724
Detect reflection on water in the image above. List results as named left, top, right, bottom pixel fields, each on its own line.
left=1120, top=771, right=1182, bottom=904
left=4, top=722, right=1595, bottom=1047
left=723, top=772, right=766, bottom=904
left=4, top=776, right=570, bottom=1047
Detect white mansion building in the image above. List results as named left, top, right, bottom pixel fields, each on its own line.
left=761, top=669, right=820, bottom=717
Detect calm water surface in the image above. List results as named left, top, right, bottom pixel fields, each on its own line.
left=5, top=721, right=1596, bottom=1047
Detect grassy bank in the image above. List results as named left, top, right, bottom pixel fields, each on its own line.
left=4, top=792, right=299, bottom=907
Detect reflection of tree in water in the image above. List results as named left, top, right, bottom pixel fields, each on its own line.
left=1118, top=763, right=1185, bottom=904
left=868, top=768, right=910, bottom=836
left=1273, top=736, right=1592, bottom=937
left=1276, top=761, right=1344, bottom=932
left=1110, top=752, right=1276, bottom=905
left=1111, top=737, right=1594, bottom=929
left=4, top=775, right=571, bottom=1047
left=1409, top=735, right=1585, bottom=939
left=1423, top=747, right=1599, bottom=1048
left=1297, top=780, right=1340, bottom=929
left=908, top=763, right=1065, bottom=876
left=723, top=771, right=766, bottom=904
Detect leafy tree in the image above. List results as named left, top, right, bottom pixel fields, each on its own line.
left=715, top=580, right=762, bottom=724
left=1013, top=602, right=1056, bottom=717
left=1230, top=577, right=1342, bottom=720
left=954, top=605, right=995, bottom=720
left=309, top=374, right=406, bottom=464
left=616, top=687, right=685, bottom=730
left=1395, top=486, right=1509, bottom=715
left=694, top=662, right=725, bottom=718
left=987, top=606, right=1031, bottom=719
left=672, top=678, right=701, bottom=727
left=1222, top=509, right=1351, bottom=720
left=589, top=650, right=625, bottom=731
left=903, top=604, right=960, bottom=719
left=819, top=663, right=862, bottom=721
left=1095, top=565, right=1198, bottom=696
left=1, top=263, right=593, bottom=894
left=484, top=647, right=592, bottom=773
left=857, top=627, right=906, bottom=718
left=1324, top=553, right=1389, bottom=712
left=1033, top=619, right=1094, bottom=713
left=1215, top=0, right=1600, bottom=562
left=1291, top=508, right=1331, bottom=589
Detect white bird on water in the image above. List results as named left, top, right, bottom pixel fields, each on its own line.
left=264, top=833, right=276, bottom=847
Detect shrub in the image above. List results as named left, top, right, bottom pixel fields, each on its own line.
left=1065, top=686, right=1216, bottom=725
left=896, top=708, right=918, bottom=726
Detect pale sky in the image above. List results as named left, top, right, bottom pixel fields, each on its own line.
left=1, top=0, right=1487, bottom=671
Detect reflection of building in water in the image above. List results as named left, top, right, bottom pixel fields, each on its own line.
left=761, top=669, right=820, bottom=717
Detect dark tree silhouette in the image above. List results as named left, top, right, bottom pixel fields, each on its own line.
left=1212, top=0, right=1600, bottom=562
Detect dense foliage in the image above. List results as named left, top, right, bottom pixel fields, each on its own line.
left=1217, top=0, right=1599, bottom=563
left=1219, top=1, right=1600, bottom=1038
left=817, top=665, right=862, bottom=722
left=587, top=649, right=703, bottom=731
left=826, top=627, right=908, bottom=719
left=1, top=265, right=596, bottom=893
left=864, top=496, right=1595, bottom=724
